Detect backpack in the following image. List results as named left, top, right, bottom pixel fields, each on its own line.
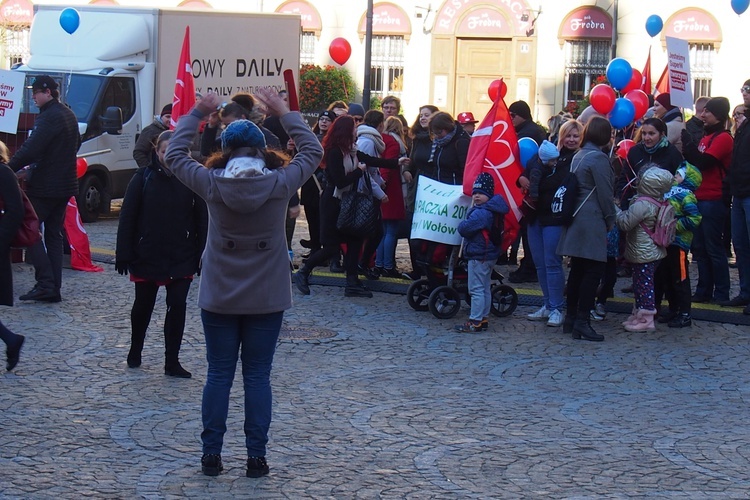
left=550, top=151, right=595, bottom=225
left=638, top=196, right=677, bottom=248
left=487, top=212, right=504, bottom=246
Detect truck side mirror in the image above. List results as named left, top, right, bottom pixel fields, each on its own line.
left=101, top=106, right=123, bottom=135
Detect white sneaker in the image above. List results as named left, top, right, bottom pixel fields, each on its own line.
left=595, top=303, right=607, bottom=318
left=546, top=309, right=563, bottom=327
left=527, top=305, right=550, bottom=321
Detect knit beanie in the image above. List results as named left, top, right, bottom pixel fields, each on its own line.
left=472, top=172, right=494, bottom=198
left=703, top=97, right=730, bottom=123
left=655, top=93, right=676, bottom=111
left=161, top=103, right=173, bottom=116
left=318, top=110, right=337, bottom=121
left=347, top=103, right=366, bottom=117
left=538, top=140, right=560, bottom=162
left=221, top=119, right=266, bottom=152
left=508, top=100, right=532, bottom=121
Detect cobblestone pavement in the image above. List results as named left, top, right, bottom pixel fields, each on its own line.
left=1, top=214, right=749, bottom=499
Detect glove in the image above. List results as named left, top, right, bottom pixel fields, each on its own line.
left=115, top=261, right=129, bottom=275
left=680, top=128, right=693, bottom=147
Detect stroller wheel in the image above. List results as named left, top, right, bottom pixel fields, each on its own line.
left=407, top=279, right=431, bottom=311
left=428, top=285, right=461, bottom=319
left=491, top=284, right=518, bottom=317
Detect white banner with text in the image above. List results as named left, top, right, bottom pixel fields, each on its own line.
left=411, top=176, right=472, bottom=245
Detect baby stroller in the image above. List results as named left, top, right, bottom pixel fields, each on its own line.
left=406, top=239, right=518, bottom=319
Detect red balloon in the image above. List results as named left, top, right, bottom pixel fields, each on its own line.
left=589, top=84, right=616, bottom=115
left=621, top=69, right=643, bottom=95
left=329, top=37, right=352, bottom=66
left=76, top=157, right=88, bottom=179
left=625, top=89, right=649, bottom=120
left=488, top=79, right=508, bottom=101
left=616, top=139, right=636, bottom=160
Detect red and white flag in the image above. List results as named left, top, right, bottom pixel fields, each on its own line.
left=170, top=26, right=196, bottom=129
left=64, top=197, right=103, bottom=273
left=462, top=81, right=524, bottom=251
left=641, top=48, right=652, bottom=94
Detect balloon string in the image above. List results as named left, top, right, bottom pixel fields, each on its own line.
left=341, top=75, right=348, bottom=101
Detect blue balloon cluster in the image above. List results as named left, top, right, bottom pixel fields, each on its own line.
left=518, top=137, right=539, bottom=168
left=59, top=8, right=80, bottom=35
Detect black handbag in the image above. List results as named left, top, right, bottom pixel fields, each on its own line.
left=336, top=170, right=379, bottom=237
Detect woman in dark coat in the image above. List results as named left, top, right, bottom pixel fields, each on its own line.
left=0, top=142, right=25, bottom=371
left=116, top=131, right=208, bottom=377
left=292, top=115, right=407, bottom=298
left=556, top=117, right=617, bottom=341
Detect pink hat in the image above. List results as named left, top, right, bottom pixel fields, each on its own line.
left=457, top=112, right=478, bottom=124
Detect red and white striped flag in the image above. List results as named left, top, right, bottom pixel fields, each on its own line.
left=170, top=27, right=196, bottom=129
left=462, top=81, right=524, bottom=251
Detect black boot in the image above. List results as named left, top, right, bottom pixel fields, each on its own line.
left=572, top=317, right=604, bottom=341
left=563, top=312, right=576, bottom=334
left=164, top=304, right=191, bottom=378
left=128, top=309, right=149, bottom=368
left=293, top=266, right=311, bottom=295
left=345, top=275, right=372, bottom=298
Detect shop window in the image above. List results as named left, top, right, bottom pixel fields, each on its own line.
left=564, top=40, right=610, bottom=103
left=369, top=35, right=404, bottom=98
left=300, top=31, right=317, bottom=65
left=690, top=43, right=714, bottom=98
left=5, top=27, right=30, bottom=68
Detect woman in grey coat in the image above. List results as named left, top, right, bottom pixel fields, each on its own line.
left=556, top=117, right=616, bottom=341
left=165, top=89, right=323, bottom=478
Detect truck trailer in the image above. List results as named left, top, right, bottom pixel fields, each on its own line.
left=6, top=5, right=301, bottom=221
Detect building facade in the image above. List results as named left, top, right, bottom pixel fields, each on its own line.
left=2, top=0, right=748, bottom=126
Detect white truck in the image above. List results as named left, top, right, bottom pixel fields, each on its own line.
left=9, top=5, right=300, bottom=221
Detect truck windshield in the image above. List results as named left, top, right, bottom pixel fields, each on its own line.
left=21, top=73, right=105, bottom=121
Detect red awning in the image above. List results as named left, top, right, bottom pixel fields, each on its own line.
left=275, top=0, right=322, bottom=32
left=358, top=2, right=411, bottom=38
left=0, top=0, right=33, bottom=24
left=559, top=6, right=612, bottom=39
left=663, top=8, right=722, bottom=43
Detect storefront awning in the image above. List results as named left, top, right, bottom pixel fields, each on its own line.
left=276, top=0, right=322, bottom=33
left=358, top=2, right=412, bottom=40
left=662, top=8, right=722, bottom=46
left=558, top=6, right=612, bottom=40
left=0, top=0, right=33, bottom=24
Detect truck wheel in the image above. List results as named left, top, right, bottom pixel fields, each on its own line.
left=78, top=174, right=103, bottom=223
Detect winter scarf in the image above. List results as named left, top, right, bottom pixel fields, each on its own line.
left=428, top=124, right=458, bottom=162
left=644, top=136, right=669, bottom=155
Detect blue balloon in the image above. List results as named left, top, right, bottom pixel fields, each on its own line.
left=645, top=15, right=663, bottom=37
left=608, top=98, right=636, bottom=129
left=518, top=137, right=539, bottom=168
left=732, top=0, right=750, bottom=15
left=606, top=58, right=633, bottom=91
left=59, top=8, right=80, bottom=35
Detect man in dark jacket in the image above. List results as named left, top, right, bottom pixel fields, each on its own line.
left=726, top=80, right=750, bottom=313
left=133, top=103, right=171, bottom=168
left=685, top=96, right=709, bottom=145
left=507, top=100, right=545, bottom=283
left=10, top=75, right=80, bottom=302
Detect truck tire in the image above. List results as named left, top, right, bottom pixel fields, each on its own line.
left=77, top=174, right=104, bottom=223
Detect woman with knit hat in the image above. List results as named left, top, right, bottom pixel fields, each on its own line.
left=164, top=88, right=324, bottom=478
left=652, top=92, right=686, bottom=152
left=681, top=96, right=734, bottom=304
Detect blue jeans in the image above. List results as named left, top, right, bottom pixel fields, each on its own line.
left=375, top=220, right=400, bottom=269
left=731, top=196, right=750, bottom=299
left=200, top=309, right=283, bottom=457
left=692, top=200, right=730, bottom=301
left=468, top=259, right=494, bottom=321
left=527, top=222, right=565, bottom=311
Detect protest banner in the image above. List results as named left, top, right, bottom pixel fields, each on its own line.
left=665, top=36, right=693, bottom=109
left=0, top=69, right=26, bottom=134
left=411, top=176, right=472, bottom=245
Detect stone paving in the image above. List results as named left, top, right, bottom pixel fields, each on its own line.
left=1, top=214, right=749, bottom=498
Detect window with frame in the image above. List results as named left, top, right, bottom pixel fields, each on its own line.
left=689, top=42, right=714, bottom=98
left=300, top=31, right=317, bottom=65
left=369, top=35, right=404, bottom=99
left=564, top=40, right=611, bottom=103
left=5, top=27, right=30, bottom=68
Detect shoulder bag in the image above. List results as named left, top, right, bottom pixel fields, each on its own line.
left=0, top=186, right=42, bottom=248
left=336, top=170, right=379, bottom=238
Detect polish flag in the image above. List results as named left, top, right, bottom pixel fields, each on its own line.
left=170, top=27, right=196, bottom=129
left=462, top=81, right=524, bottom=251
left=64, top=197, right=103, bottom=273
left=641, top=48, right=652, bottom=94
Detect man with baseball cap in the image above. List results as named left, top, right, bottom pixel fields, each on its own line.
left=9, top=75, right=80, bottom=303
left=457, top=111, right=478, bottom=135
